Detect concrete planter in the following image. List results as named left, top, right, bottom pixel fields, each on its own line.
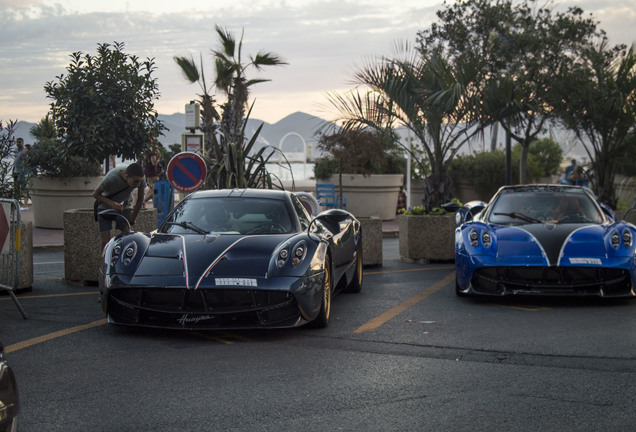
left=359, top=216, right=382, bottom=267
left=31, top=176, right=103, bottom=229
left=399, top=214, right=455, bottom=263
left=63, top=208, right=157, bottom=284
left=328, top=174, right=404, bottom=221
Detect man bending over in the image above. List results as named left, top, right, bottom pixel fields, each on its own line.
left=93, top=162, right=146, bottom=250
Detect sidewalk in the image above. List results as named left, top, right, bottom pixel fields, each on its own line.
left=21, top=205, right=399, bottom=250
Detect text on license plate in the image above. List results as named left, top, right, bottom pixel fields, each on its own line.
left=215, top=277, right=258, bottom=287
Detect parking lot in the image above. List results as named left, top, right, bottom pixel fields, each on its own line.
left=2, top=237, right=636, bottom=431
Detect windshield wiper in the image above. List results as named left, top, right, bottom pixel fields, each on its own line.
left=493, top=212, right=542, bottom=224
left=165, top=221, right=208, bottom=234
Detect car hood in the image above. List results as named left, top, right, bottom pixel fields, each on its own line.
left=131, top=233, right=295, bottom=288
left=494, top=223, right=617, bottom=265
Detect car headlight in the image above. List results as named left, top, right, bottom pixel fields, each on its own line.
left=111, top=244, right=122, bottom=265
left=622, top=229, right=632, bottom=248
left=277, top=246, right=289, bottom=267
left=611, top=230, right=621, bottom=250
left=481, top=230, right=492, bottom=248
left=121, top=241, right=138, bottom=266
left=292, top=241, right=307, bottom=266
left=469, top=228, right=479, bottom=247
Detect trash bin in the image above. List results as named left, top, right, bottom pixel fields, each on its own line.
left=152, top=180, right=174, bottom=228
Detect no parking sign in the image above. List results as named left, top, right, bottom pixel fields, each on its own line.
left=166, top=152, right=207, bottom=192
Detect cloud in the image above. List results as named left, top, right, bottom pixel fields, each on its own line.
left=1, top=0, right=634, bottom=124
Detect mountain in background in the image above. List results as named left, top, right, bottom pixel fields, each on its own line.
left=10, top=111, right=333, bottom=160
left=9, top=112, right=587, bottom=162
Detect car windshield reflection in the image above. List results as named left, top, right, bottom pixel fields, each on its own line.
left=488, top=190, right=604, bottom=225
left=162, top=197, right=294, bottom=235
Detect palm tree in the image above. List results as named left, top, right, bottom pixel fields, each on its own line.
left=175, top=26, right=288, bottom=190
left=212, top=25, right=288, bottom=147
left=173, top=54, right=221, bottom=159
left=555, top=42, right=636, bottom=208
left=327, top=45, right=482, bottom=209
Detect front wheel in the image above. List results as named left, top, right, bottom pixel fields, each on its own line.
left=455, top=277, right=469, bottom=297
left=311, top=256, right=332, bottom=328
left=346, top=238, right=363, bottom=293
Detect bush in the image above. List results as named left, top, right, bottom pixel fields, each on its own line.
left=450, top=138, right=563, bottom=198
left=314, top=128, right=406, bottom=179
left=0, top=119, right=18, bottom=199
left=28, top=139, right=101, bottom=177
left=27, top=116, right=100, bottom=177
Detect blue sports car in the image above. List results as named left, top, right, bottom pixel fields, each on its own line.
left=455, top=184, right=636, bottom=298
left=99, top=189, right=363, bottom=329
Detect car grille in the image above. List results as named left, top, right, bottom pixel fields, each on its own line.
left=471, top=266, right=633, bottom=297
left=107, top=288, right=300, bottom=328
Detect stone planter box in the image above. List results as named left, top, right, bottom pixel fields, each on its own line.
left=359, top=216, right=382, bottom=267
left=32, top=176, right=103, bottom=229
left=327, top=173, right=404, bottom=221
left=63, top=208, right=157, bottom=284
left=399, top=214, right=455, bottom=263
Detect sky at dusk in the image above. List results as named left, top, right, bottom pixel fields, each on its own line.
left=2, top=0, right=635, bottom=125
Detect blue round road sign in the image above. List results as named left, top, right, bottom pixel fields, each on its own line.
left=167, top=152, right=207, bottom=192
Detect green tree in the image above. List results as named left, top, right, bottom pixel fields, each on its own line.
left=27, top=115, right=101, bottom=177
left=212, top=25, right=288, bottom=147
left=44, top=42, right=165, bottom=169
left=315, top=128, right=405, bottom=177
left=327, top=45, right=482, bottom=209
left=0, top=120, right=18, bottom=199
left=417, top=0, right=602, bottom=183
left=175, top=26, right=288, bottom=189
left=554, top=43, right=636, bottom=208
left=526, top=138, right=563, bottom=178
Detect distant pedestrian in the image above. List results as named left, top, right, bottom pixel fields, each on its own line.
left=567, top=165, right=588, bottom=187
left=93, top=162, right=146, bottom=250
left=22, top=143, right=34, bottom=204
left=143, top=148, right=160, bottom=204
left=564, top=159, right=577, bottom=179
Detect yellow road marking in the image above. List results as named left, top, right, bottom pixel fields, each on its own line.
left=4, top=319, right=107, bottom=354
left=354, top=272, right=455, bottom=333
left=0, top=291, right=98, bottom=301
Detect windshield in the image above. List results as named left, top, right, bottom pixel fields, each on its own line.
left=487, top=190, right=604, bottom=225
left=162, top=196, right=294, bottom=235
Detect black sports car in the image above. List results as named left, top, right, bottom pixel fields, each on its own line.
left=99, top=188, right=363, bottom=329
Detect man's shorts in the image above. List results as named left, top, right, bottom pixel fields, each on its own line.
left=98, top=208, right=132, bottom=233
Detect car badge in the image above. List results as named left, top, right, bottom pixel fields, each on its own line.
left=544, top=223, right=556, bottom=230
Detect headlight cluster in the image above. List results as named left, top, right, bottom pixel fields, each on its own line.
left=610, top=229, right=632, bottom=250
left=111, top=241, right=138, bottom=266
left=277, top=241, right=307, bottom=267
left=469, top=228, right=492, bottom=248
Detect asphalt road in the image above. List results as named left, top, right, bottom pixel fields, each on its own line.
left=2, top=239, right=636, bottom=431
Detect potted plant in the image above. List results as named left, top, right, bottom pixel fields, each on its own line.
left=27, top=116, right=102, bottom=229
left=398, top=203, right=458, bottom=263
left=30, top=42, right=164, bottom=231
left=314, top=128, right=405, bottom=220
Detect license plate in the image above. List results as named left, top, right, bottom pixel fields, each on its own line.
left=215, top=277, right=258, bottom=287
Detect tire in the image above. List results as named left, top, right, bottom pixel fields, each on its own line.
left=311, top=256, right=332, bottom=328
left=455, top=277, right=469, bottom=297
left=346, top=238, right=363, bottom=293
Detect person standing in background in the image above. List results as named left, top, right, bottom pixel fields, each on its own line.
left=12, top=137, right=26, bottom=203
